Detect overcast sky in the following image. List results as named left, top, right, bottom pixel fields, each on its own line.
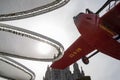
left=1, top=0, right=120, bottom=80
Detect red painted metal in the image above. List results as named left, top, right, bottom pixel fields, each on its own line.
left=51, top=37, right=95, bottom=69
left=101, top=3, right=120, bottom=34
left=51, top=3, right=120, bottom=69
left=76, top=13, right=120, bottom=60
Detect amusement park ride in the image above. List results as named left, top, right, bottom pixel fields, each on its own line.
left=0, top=0, right=120, bottom=80
left=51, top=0, right=120, bottom=69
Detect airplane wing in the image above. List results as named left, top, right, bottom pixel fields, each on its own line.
left=100, top=2, right=120, bottom=34
left=51, top=37, right=95, bottom=69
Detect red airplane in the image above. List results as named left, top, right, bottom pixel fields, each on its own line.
left=51, top=0, right=120, bottom=69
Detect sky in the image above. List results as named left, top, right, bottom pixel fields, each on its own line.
left=1, top=0, right=120, bottom=80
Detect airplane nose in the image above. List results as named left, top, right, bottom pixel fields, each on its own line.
left=73, top=13, right=84, bottom=22
left=73, top=16, right=77, bottom=26
left=73, top=16, right=77, bottom=21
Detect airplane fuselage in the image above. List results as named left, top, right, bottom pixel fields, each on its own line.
left=74, top=12, right=120, bottom=60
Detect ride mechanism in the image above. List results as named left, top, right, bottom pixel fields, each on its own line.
left=51, top=0, right=120, bottom=69
left=0, top=0, right=69, bottom=80
left=0, top=0, right=119, bottom=79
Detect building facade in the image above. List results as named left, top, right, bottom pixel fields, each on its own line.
left=43, top=63, right=91, bottom=80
